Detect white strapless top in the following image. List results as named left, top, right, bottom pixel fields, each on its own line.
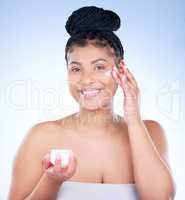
left=56, top=181, right=139, bottom=200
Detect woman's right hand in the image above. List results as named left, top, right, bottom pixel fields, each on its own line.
left=42, top=150, right=78, bottom=184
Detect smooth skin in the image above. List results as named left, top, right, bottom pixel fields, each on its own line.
left=8, top=43, right=176, bottom=200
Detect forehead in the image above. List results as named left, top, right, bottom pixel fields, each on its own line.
left=67, top=43, right=115, bottom=63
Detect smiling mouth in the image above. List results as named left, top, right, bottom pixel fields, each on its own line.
left=80, top=89, right=102, bottom=98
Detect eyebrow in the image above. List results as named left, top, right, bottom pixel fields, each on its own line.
left=69, top=58, right=108, bottom=65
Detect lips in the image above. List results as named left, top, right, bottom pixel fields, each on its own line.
left=80, top=88, right=102, bottom=98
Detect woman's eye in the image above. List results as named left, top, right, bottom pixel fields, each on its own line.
left=95, top=65, right=105, bottom=70
left=71, top=67, right=80, bottom=72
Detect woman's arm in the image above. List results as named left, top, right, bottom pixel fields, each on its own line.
left=8, top=122, right=77, bottom=200
left=127, top=119, right=176, bottom=200
left=112, top=62, right=176, bottom=199
left=8, top=122, right=61, bottom=200
left=24, top=172, right=62, bottom=200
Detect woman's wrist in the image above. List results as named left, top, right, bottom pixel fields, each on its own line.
left=44, top=171, right=64, bottom=187
left=125, top=115, right=143, bottom=127
left=26, top=171, right=63, bottom=200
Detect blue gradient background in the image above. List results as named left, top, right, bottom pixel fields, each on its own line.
left=0, top=0, right=185, bottom=199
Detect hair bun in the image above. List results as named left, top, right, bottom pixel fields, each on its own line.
left=65, top=6, right=121, bottom=36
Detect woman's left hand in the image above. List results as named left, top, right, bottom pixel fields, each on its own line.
left=111, top=61, right=141, bottom=124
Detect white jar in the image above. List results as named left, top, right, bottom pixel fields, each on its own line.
left=50, top=149, right=73, bottom=168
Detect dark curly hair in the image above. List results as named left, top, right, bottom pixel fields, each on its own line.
left=65, top=6, right=124, bottom=64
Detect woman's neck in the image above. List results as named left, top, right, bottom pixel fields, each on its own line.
left=74, top=106, right=119, bottom=129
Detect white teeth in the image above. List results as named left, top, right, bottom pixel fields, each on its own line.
left=81, top=89, right=101, bottom=97
left=83, top=90, right=99, bottom=94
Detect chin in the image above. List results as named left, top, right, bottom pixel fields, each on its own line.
left=79, top=99, right=112, bottom=111
left=80, top=102, right=100, bottom=111
left=73, top=89, right=114, bottom=111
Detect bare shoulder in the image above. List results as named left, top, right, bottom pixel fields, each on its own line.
left=14, top=113, right=76, bottom=161
left=13, top=113, right=76, bottom=166
left=8, top=115, right=74, bottom=200
left=143, top=119, right=172, bottom=169
left=24, top=113, right=76, bottom=140
left=143, top=119, right=167, bottom=147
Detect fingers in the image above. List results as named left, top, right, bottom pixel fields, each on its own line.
left=111, top=66, right=122, bottom=85
left=112, top=62, right=138, bottom=89
left=47, top=153, right=63, bottom=175
left=119, top=61, right=126, bottom=74
left=53, top=153, right=63, bottom=172
left=42, top=152, right=52, bottom=170
left=123, top=79, right=138, bottom=98
left=111, top=62, right=140, bottom=101
left=125, top=68, right=138, bottom=88
left=66, top=151, right=77, bottom=175
left=112, top=65, right=127, bottom=90
left=44, top=150, right=77, bottom=176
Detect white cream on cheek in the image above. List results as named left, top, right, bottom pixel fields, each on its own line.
left=104, top=70, right=112, bottom=77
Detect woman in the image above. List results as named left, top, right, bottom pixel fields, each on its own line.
left=8, top=6, right=176, bottom=200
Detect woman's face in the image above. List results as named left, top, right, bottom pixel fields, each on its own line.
left=66, top=43, right=118, bottom=110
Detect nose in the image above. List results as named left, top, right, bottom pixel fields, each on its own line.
left=80, top=70, right=96, bottom=85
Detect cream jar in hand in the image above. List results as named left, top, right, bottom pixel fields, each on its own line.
left=50, top=149, right=73, bottom=168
